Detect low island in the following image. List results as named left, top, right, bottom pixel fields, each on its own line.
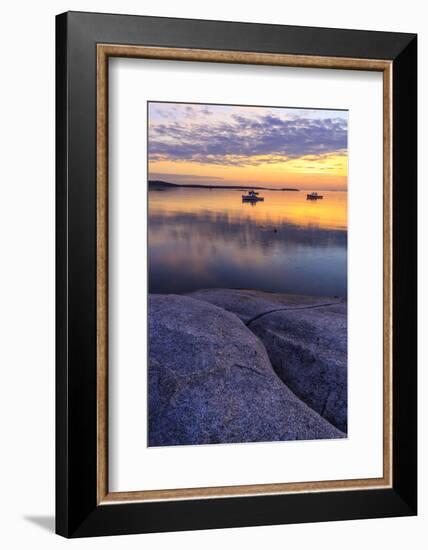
left=148, top=180, right=300, bottom=192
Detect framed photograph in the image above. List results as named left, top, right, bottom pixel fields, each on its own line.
left=56, top=11, right=417, bottom=537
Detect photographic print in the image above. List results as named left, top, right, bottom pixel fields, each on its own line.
left=148, top=101, right=348, bottom=447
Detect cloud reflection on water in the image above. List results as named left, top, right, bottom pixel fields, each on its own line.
left=148, top=188, right=347, bottom=297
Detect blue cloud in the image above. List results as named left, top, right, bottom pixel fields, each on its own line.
left=149, top=112, right=347, bottom=166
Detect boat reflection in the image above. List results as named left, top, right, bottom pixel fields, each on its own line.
left=242, top=190, right=264, bottom=203
left=148, top=188, right=347, bottom=297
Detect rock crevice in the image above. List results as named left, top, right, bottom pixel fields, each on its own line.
left=245, top=302, right=340, bottom=327
left=149, top=293, right=345, bottom=446
left=189, top=289, right=347, bottom=433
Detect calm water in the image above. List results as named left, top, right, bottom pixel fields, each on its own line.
left=148, top=188, right=347, bottom=297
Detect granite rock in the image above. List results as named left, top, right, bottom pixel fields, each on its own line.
left=189, top=289, right=347, bottom=433
left=149, top=294, right=344, bottom=446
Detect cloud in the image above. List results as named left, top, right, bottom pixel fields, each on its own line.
left=148, top=109, right=347, bottom=166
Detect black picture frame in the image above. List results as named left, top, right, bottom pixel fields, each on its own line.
left=56, top=11, right=417, bottom=538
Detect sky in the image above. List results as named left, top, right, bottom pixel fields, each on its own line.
left=148, top=102, right=348, bottom=191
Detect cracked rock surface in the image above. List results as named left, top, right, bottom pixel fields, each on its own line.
left=148, top=293, right=344, bottom=446
left=189, top=289, right=347, bottom=433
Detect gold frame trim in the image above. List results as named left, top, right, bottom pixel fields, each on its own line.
left=96, top=44, right=393, bottom=505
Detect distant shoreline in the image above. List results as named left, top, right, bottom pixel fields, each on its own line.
left=148, top=180, right=300, bottom=192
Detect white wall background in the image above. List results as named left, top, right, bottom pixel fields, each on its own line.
left=0, top=1, right=425, bottom=548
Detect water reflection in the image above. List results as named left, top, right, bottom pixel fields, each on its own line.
left=148, top=188, right=347, bottom=297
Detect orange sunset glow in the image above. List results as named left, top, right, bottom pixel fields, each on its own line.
left=148, top=103, right=348, bottom=191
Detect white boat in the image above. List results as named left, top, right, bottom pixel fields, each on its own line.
left=306, top=192, right=323, bottom=200
left=242, top=190, right=264, bottom=202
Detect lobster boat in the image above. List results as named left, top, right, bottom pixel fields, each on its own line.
left=242, top=190, right=264, bottom=202
left=306, top=192, right=323, bottom=200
